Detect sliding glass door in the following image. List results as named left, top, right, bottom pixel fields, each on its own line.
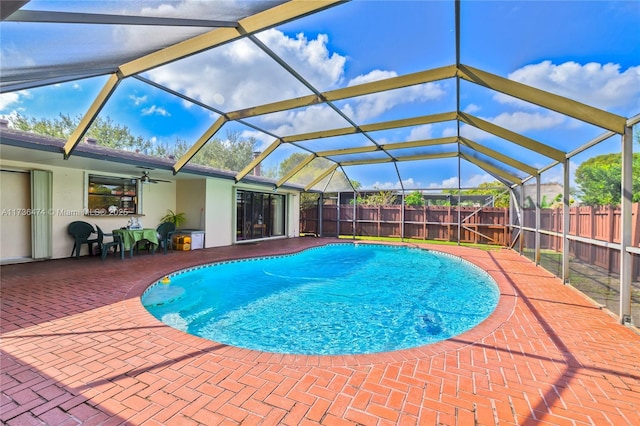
left=236, top=190, right=286, bottom=241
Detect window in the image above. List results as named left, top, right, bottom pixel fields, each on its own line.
left=236, top=189, right=286, bottom=241
left=87, top=174, right=138, bottom=216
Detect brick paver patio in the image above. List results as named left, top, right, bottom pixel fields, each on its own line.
left=1, top=238, right=639, bottom=425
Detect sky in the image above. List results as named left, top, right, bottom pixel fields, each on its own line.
left=1, top=0, right=639, bottom=191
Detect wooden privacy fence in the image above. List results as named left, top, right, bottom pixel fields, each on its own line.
left=300, top=205, right=510, bottom=245
left=523, top=204, right=640, bottom=277
left=300, top=203, right=639, bottom=278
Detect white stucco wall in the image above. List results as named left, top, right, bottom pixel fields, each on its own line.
left=0, top=159, right=177, bottom=260
left=0, top=158, right=302, bottom=262
left=175, top=179, right=207, bottom=231
left=139, top=180, right=177, bottom=229
left=204, top=178, right=234, bottom=247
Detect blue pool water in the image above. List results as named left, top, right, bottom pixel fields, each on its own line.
left=142, top=244, right=500, bottom=355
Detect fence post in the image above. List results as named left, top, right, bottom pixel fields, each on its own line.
left=562, top=159, right=570, bottom=283
left=619, top=126, right=633, bottom=324
left=633, top=203, right=639, bottom=248
left=424, top=204, right=427, bottom=240
left=535, top=175, right=541, bottom=265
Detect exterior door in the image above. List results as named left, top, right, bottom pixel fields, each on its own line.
left=0, top=170, right=32, bottom=260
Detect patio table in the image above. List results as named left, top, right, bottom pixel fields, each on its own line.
left=112, top=228, right=159, bottom=256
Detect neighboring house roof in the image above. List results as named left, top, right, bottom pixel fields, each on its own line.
left=0, top=125, right=306, bottom=191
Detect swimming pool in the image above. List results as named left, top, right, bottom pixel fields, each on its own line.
left=142, top=243, right=500, bottom=355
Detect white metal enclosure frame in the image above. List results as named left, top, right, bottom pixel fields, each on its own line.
left=1, top=1, right=638, bottom=324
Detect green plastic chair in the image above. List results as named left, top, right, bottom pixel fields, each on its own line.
left=156, top=222, right=176, bottom=254
left=96, top=226, right=125, bottom=260
left=68, top=221, right=98, bottom=257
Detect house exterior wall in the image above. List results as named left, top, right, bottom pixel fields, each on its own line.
left=233, top=183, right=301, bottom=243
left=0, top=158, right=302, bottom=262
left=174, top=179, right=205, bottom=232
left=139, top=181, right=177, bottom=230
left=205, top=178, right=233, bottom=247
left=0, top=169, right=31, bottom=259
left=0, top=159, right=178, bottom=260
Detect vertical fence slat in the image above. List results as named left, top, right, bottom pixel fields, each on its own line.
left=301, top=204, right=636, bottom=277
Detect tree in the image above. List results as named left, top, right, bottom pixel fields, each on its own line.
left=7, top=113, right=257, bottom=172
left=404, top=190, right=425, bottom=207
left=444, top=181, right=511, bottom=207
left=188, top=131, right=258, bottom=172
left=11, top=112, right=152, bottom=151
left=574, top=153, right=640, bottom=206
left=355, top=190, right=397, bottom=206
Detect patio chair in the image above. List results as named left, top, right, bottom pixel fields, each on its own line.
left=68, top=221, right=98, bottom=257
left=137, top=222, right=176, bottom=255
left=156, top=222, right=176, bottom=254
left=96, top=226, right=125, bottom=260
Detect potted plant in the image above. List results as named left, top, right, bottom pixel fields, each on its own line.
left=160, top=209, right=186, bottom=228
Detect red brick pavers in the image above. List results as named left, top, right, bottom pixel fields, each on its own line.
left=2, top=238, right=639, bottom=425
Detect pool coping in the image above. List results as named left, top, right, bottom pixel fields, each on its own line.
left=123, top=241, right=517, bottom=366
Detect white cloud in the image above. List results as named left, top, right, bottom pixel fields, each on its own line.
left=366, top=177, right=419, bottom=190
left=424, top=173, right=494, bottom=189
left=462, top=173, right=494, bottom=188
left=428, top=176, right=458, bottom=189
left=342, top=70, right=445, bottom=123
left=130, top=95, right=147, bottom=106
left=258, top=31, right=346, bottom=89
left=500, top=61, right=640, bottom=112
left=141, top=105, right=170, bottom=117
left=0, top=91, right=23, bottom=111
left=490, top=111, right=565, bottom=133
left=262, top=104, right=349, bottom=136
left=239, top=129, right=274, bottom=151
left=459, top=111, right=565, bottom=140
left=463, top=103, right=480, bottom=114
left=145, top=28, right=446, bottom=137
left=146, top=29, right=346, bottom=114
left=407, top=125, right=433, bottom=141
left=366, top=181, right=397, bottom=190
left=441, top=126, right=458, bottom=138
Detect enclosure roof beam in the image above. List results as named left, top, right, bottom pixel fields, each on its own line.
left=119, top=0, right=344, bottom=77
left=395, top=152, right=458, bottom=162
left=63, top=73, right=121, bottom=159
left=459, top=137, right=538, bottom=176
left=304, top=164, right=340, bottom=192
left=226, top=65, right=456, bottom=121
left=458, top=112, right=565, bottom=162
left=282, top=112, right=457, bottom=144
left=340, top=151, right=457, bottom=167
left=1, top=69, right=117, bottom=93
left=235, top=139, right=282, bottom=182
left=381, top=136, right=458, bottom=151
left=317, top=145, right=379, bottom=157
left=461, top=153, right=522, bottom=185
left=1, top=1, right=28, bottom=20
left=173, top=116, right=227, bottom=173
left=6, top=9, right=239, bottom=27
left=361, top=112, right=457, bottom=133
left=458, top=64, right=627, bottom=134
left=340, top=157, right=393, bottom=167
left=315, top=136, right=458, bottom=159
left=325, top=65, right=457, bottom=102
left=275, top=154, right=316, bottom=188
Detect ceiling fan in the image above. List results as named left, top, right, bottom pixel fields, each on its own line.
left=137, top=171, right=170, bottom=184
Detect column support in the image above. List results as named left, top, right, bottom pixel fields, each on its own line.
left=620, top=126, right=633, bottom=324
left=535, top=174, right=541, bottom=265
left=562, top=159, right=571, bottom=283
